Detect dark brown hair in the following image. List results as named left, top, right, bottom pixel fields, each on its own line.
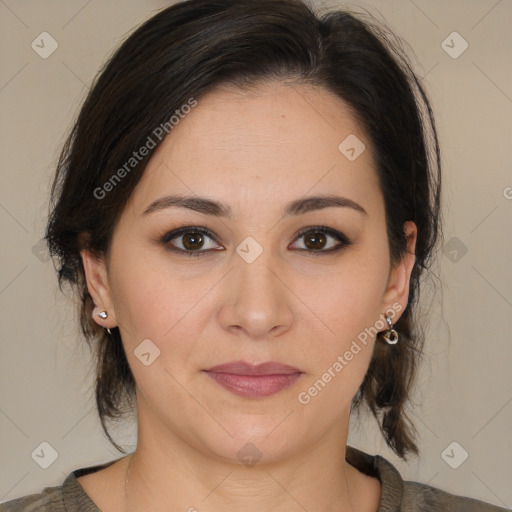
left=46, top=0, right=442, bottom=459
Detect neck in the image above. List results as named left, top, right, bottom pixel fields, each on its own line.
left=123, top=421, right=362, bottom=512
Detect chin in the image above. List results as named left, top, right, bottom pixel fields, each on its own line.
left=201, top=414, right=301, bottom=466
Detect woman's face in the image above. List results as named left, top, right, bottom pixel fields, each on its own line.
left=83, top=82, right=416, bottom=464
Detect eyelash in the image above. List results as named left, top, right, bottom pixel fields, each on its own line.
left=160, top=225, right=351, bottom=258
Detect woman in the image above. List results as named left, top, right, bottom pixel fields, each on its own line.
left=1, top=0, right=508, bottom=510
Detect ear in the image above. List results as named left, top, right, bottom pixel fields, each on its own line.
left=80, top=241, right=117, bottom=330
left=381, top=221, right=417, bottom=322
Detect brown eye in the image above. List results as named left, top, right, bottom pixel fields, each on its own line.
left=290, top=226, right=351, bottom=255
left=161, top=226, right=223, bottom=256
left=303, top=231, right=327, bottom=250
left=182, top=232, right=204, bottom=250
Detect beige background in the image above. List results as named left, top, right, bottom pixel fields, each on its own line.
left=1, top=0, right=511, bottom=508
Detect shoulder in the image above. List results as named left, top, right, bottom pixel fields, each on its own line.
left=347, top=446, right=510, bottom=512
left=0, top=484, right=65, bottom=511
left=402, top=480, right=510, bottom=512
left=0, top=458, right=120, bottom=512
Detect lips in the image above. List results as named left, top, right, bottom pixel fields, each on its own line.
left=204, top=360, right=302, bottom=375
left=203, top=360, right=304, bottom=398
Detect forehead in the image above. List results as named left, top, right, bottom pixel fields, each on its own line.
left=127, top=82, right=381, bottom=217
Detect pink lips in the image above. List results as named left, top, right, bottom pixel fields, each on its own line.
left=203, top=361, right=303, bottom=398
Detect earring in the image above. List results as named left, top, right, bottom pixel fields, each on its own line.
left=382, top=314, right=399, bottom=345
left=95, top=310, right=112, bottom=335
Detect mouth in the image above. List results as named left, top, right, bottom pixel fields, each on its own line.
left=202, top=360, right=304, bottom=399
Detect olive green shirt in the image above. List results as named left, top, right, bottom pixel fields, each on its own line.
left=1, top=446, right=509, bottom=511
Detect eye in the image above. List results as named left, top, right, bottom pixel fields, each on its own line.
left=161, top=227, right=223, bottom=257
left=289, top=226, right=351, bottom=255
left=160, top=225, right=351, bottom=258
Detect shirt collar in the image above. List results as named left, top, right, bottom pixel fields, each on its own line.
left=345, top=445, right=404, bottom=512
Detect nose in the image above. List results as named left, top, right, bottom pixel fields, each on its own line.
left=217, top=247, right=294, bottom=340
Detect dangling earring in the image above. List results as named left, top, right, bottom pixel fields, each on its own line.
left=95, top=310, right=112, bottom=335
left=382, top=314, right=399, bottom=345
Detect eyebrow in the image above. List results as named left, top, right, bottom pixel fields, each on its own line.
left=143, top=193, right=368, bottom=218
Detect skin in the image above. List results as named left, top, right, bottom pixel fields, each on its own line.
left=79, top=81, right=417, bottom=512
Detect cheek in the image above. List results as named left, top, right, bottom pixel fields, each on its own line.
left=291, top=248, right=389, bottom=404
left=302, top=251, right=388, bottom=346
left=107, top=252, right=214, bottom=414
left=108, top=245, right=218, bottom=366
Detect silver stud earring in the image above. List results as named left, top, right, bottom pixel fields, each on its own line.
left=97, top=311, right=112, bottom=335
left=382, top=314, right=399, bottom=345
